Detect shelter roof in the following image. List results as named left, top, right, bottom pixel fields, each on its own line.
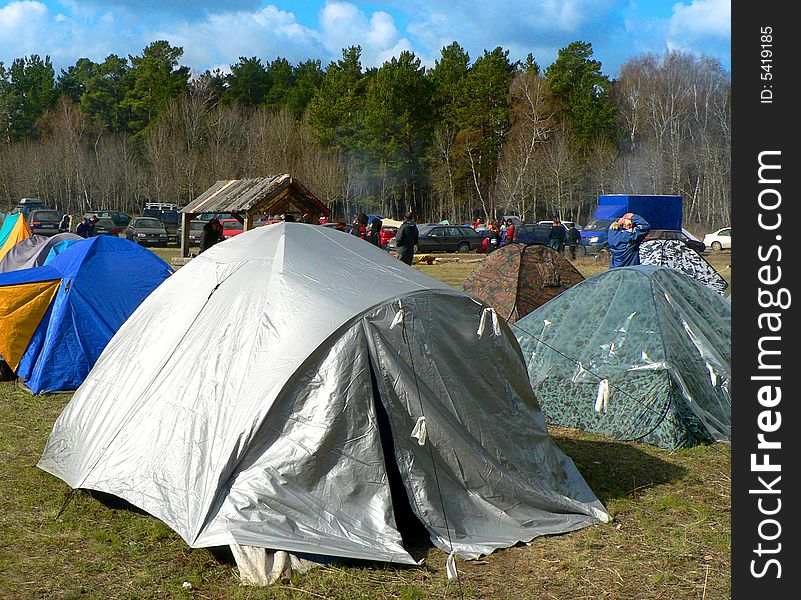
left=182, top=175, right=330, bottom=217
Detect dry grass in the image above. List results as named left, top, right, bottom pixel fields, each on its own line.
left=0, top=246, right=732, bottom=599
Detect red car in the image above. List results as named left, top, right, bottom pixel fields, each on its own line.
left=379, top=226, right=397, bottom=248
left=220, top=218, right=245, bottom=239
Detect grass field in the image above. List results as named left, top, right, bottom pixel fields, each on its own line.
left=0, top=247, right=732, bottom=599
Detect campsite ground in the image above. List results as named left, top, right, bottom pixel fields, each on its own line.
left=0, top=248, right=732, bottom=599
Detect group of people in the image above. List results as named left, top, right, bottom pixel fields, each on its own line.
left=350, top=213, right=384, bottom=248
left=75, top=215, right=99, bottom=238
left=198, top=207, right=650, bottom=270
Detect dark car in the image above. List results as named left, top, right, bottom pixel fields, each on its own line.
left=643, top=229, right=706, bottom=254
left=389, top=224, right=483, bottom=253
left=93, top=217, right=122, bottom=236
left=27, top=208, right=64, bottom=236
left=323, top=222, right=354, bottom=234
left=182, top=220, right=206, bottom=246
left=10, top=198, right=48, bottom=219
left=91, top=210, right=131, bottom=228
left=141, top=208, right=180, bottom=245
left=513, top=223, right=552, bottom=245
left=126, top=217, right=169, bottom=246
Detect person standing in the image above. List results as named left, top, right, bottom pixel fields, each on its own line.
left=548, top=219, right=566, bottom=253
left=395, top=212, right=419, bottom=266
left=566, top=223, right=581, bottom=259
left=87, top=215, right=99, bottom=237
left=351, top=213, right=367, bottom=240
left=367, top=218, right=383, bottom=247
left=607, top=213, right=650, bottom=268
left=58, top=214, right=71, bottom=233
left=501, top=219, right=516, bottom=246
left=76, top=217, right=90, bottom=238
left=199, top=217, right=224, bottom=253
left=484, top=221, right=502, bottom=253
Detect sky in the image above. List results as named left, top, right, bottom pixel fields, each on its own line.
left=0, top=0, right=730, bottom=78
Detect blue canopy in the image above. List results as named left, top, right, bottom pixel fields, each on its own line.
left=9, top=236, right=172, bottom=394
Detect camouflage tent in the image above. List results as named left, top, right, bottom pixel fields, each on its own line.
left=462, top=244, right=584, bottom=323
left=639, top=239, right=728, bottom=296
left=514, top=266, right=731, bottom=450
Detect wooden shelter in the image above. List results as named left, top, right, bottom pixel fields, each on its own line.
left=180, top=175, right=330, bottom=257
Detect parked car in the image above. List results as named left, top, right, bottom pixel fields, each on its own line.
left=220, top=218, right=245, bottom=239
left=643, top=229, right=706, bottom=254
left=537, top=220, right=579, bottom=230
left=514, top=223, right=553, bottom=245
left=93, top=217, right=122, bottom=236
left=84, top=210, right=131, bottom=228
left=27, top=208, right=64, bottom=236
left=702, top=227, right=731, bottom=251
left=9, top=198, right=48, bottom=219
left=126, top=217, right=169, bottom=246
left=180, top=220, right=206, bottom=246
left=141, top=208, right=180, bottom=245
left=379, top=226, right=397, bottom=248
left=323, top=222, right=354, bottom=234
left=388, top=224, right=484, bottom=253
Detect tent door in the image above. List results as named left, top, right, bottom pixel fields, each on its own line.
left=368, top=356, right=429, bottom=549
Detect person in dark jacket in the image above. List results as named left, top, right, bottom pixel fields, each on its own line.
left=483, top=221, right=502, bottom=253
left=367, top=218, right=382, bottom=247
left=395, top=212, right=419, bottom=265
left=548, top=219, right=566, bottom=253
left=58, top=214, right=71, bottom=233
left=607, top=213, right=650, bottom=268
left=199, top=218, right=224, bottom=253
left=350, top=213, right=367, bottom=240
left=566, top=224, right=581, bottom=259
left=76, top=217, right=90, bottom=238
left=87, top=215, right=99, bottom=237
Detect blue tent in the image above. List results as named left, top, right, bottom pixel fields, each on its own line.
left=2, top=236, right=172, bottom=394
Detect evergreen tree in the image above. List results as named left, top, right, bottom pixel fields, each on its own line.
left=286, top=59, right=324, bottom=118
left=122, top=41, right=190, bottom=136
left=306, top=46, right=367, bottom=150
left=363, top=51, right=433, bottom=210
left=263, top=57, right=294, bottom=112
left=2, top=55, right=58, bottom=141
left=544, top=41, right=618, bottom=148
left=224, top=56, right=271, bottom=107
left=455, top=47, right=516, bottom=214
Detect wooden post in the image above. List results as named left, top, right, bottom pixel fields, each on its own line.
left=180, top=212, right=193, bottom=258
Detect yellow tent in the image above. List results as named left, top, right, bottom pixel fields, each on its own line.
left=0, top=215, right=32, bottom=264
left=0, top=277, right=61, bottom=371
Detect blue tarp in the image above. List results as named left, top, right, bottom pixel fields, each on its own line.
left=9, top=236, right=172, bottom=394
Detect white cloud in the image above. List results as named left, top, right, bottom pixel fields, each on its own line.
left=0, top=1, right=50, bottom=53
left=665, top=0, right=730, bottom=66
left=160, top=5, right=325, bottom=70
left=669, top=0, right=730, bottom=39
left=318, top=1, right=411, bottom=68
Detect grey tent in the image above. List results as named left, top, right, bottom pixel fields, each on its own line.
left=0, top=232, right=82, bottom=273
left=39, top=223, right=608, bottom=580
left=639, top=239, right=728, bottom=295
left=514, top=266, right=731, bottom=450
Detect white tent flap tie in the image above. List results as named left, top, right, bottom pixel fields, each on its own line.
left=446, top=550, right=459, bottom=581
left=411, top=416, right=428, bottom=446
left=477, top=307, right=501, bottom=337
left=594, top=379, right=610, bottom=413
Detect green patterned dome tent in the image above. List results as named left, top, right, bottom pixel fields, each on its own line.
left=514, top=266, right=731, bottom=450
